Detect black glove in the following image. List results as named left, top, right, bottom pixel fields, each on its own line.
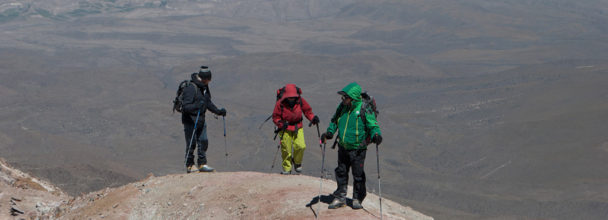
left=280, top=121, right=289, bottom=131
left=218, top=108, right=227, bottom=116
left=321, top=132, right=333, bottom=143
left=311, top=115, right=320, bottom=125
left=371, top=133, right=382, bottom=145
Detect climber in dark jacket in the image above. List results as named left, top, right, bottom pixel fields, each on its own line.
left=181, top=66, right=227, bottom=173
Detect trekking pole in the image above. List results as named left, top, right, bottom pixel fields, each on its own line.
left=290, top=124, right=298, bottom=173
left=185, top=109, right=202, bottom=170
left=270, top=127, right=281, bottom=172
left=270, top=142, right=280, bottom=172
left=376, top=143, right=383, bottom=220
left=315, top=124, right=326, bottom=219
left=259, top=115, right=273, bottom=129
left=223, top=116, right=228, bottom=168
left=273, top=128, right=280, bottom=140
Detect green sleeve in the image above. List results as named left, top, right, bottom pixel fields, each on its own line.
left=365, top=110, right=381, bottom=136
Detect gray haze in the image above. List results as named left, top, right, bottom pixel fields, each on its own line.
left=1, top=0, right=607, bottom=219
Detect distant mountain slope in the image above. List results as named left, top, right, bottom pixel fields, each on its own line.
left=0, top=0, right=358, bottom=22
left=1, top=0, right=608, bottom=219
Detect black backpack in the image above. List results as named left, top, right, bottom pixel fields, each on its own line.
left=172, top=80, right=198, bottom=113
left=360, top=91, right=379, bottom=142
left=360, top=91, right=379, bottom=119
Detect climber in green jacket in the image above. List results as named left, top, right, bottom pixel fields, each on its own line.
left=322, top=82, right=382, bottom=210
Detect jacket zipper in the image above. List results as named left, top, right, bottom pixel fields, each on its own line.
left=342, top=109, right=351, bottom=143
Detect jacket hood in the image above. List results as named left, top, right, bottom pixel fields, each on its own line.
left=283, top=84, right=300, bottom=99
left=339, top=82, right=362, bottom=102
left=191, top=73, right=206, bottom=88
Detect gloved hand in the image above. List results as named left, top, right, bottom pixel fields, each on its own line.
left=218, top=108, right=227, bottom=116
left=321, top=132, right=333, bottom=144
left=311, top=115, right=320, bottom=125
left=280, top=121, right=289, bottom=131
left=371, top=133, right=382, bottom=145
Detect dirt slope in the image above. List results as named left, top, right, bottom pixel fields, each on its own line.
left=60, top=172, right=432, bottom=219
left=2, top=159, right=431, bottom=219
left=0, top=159, right=68, bottom=219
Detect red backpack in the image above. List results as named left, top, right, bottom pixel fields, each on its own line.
left=275, top=85, right=301, bottom=102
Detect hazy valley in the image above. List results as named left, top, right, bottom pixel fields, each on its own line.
left=1, top=0, right=607, bottom=219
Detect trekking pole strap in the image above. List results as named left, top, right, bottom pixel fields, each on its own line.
left=331, top=138, right=339, bottom=149
left=315, top=124, right=323, bottom=148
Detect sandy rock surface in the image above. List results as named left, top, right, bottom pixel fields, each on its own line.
left=61, top=172, right=432, bottom=220
left=1, top=158, right=432, bottom=220
left=0, top=159, right=69, bottom=219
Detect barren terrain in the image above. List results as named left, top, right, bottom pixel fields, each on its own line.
left=1, top=0, right=607, bottom=219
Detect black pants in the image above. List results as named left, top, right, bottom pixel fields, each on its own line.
left=333, top=145, right=367, bottom=202
left=184, top=121, right=208, bottom=167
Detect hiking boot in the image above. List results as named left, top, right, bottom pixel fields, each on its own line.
left=198, top=164, right=215, bottom=172
left=352, top=199, right=363, bottom=209
left=328, top=198, right=346, bottom=209
left=186, top=165, right=197, bottom=173
left=280, top=170, right=291, bottom=175
left=294, top=164, right=302, bottom=173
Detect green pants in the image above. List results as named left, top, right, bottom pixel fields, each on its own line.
left=280, top=128, right=306, bottom=172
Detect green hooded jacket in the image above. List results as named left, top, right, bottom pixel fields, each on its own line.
left=326, top=82, right=381, bottom=150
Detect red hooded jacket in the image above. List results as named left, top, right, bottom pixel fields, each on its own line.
left=272, top=84, right=315, bottom=132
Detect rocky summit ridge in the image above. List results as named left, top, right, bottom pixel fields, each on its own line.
left=1, top=158, right=432, bottom=219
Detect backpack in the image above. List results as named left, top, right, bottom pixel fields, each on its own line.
left=359, top=91, right=379, bottom=142
left=360, top=91, right=379, bottom=119
left=172, top=80, right=198, bottom=113
left=275, top=85, right=302, bottom=101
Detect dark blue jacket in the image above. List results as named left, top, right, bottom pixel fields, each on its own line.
left=181, top=73, right=221, bottom=126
